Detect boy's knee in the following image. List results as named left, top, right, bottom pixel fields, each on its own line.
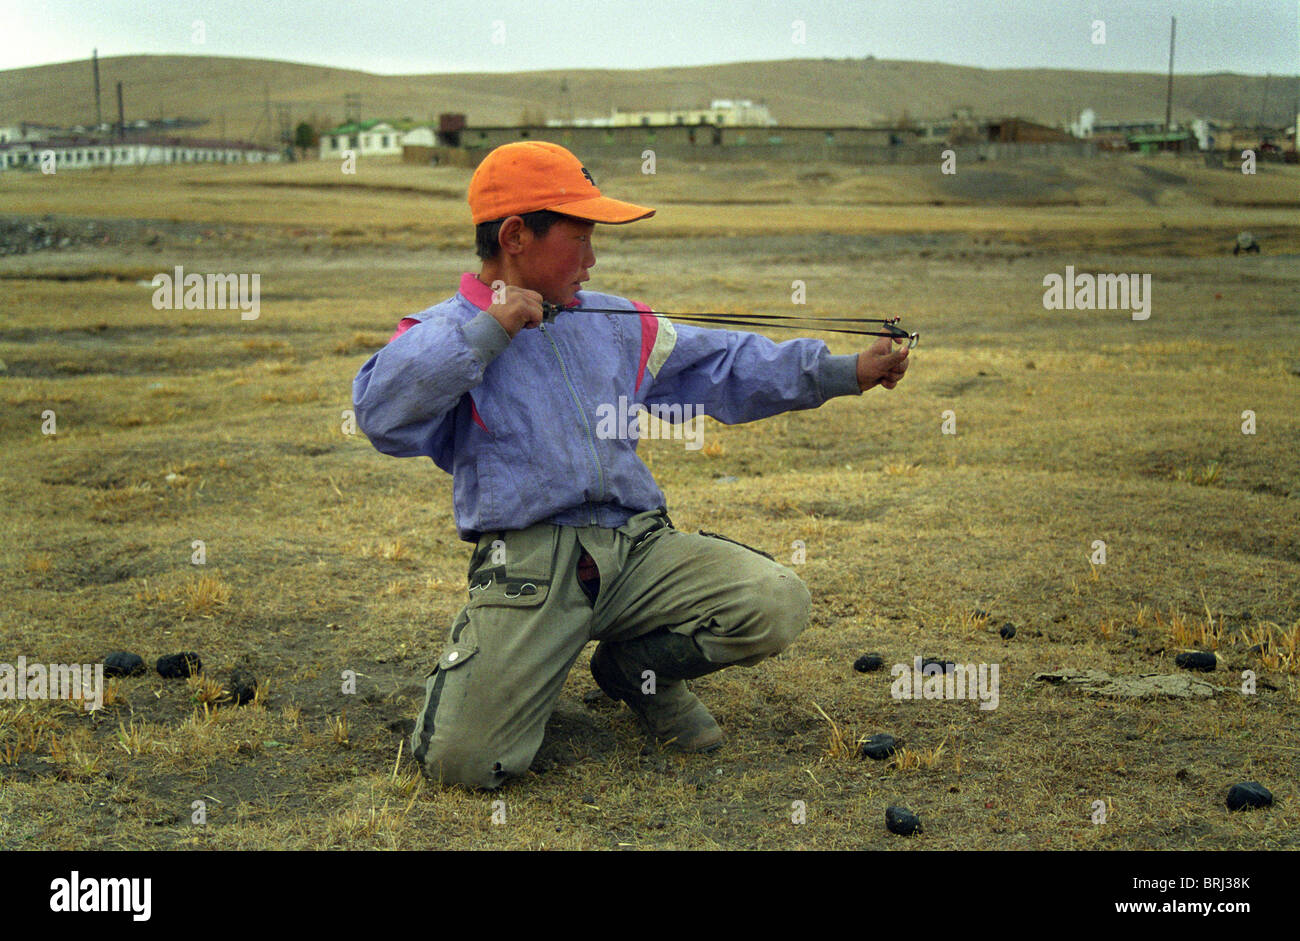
left=744, top=567, right=811, bottom=656
left=415, top=733, right=514, bottom=790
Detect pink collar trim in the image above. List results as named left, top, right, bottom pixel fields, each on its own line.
left=460, top=272, right=583, bottom=311
left=460, top=272, right=496, bottom=310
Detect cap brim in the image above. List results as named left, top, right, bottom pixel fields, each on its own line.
left=543, top=195, right=655, bottom=224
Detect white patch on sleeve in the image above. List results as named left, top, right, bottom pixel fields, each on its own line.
left=646, top=317, right=677, bottom=379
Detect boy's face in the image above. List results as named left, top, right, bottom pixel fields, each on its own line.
left=515, top=216, right=596, bottom=306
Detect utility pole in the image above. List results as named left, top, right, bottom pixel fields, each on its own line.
left=344, top=92, right=362, bottom=125
left=1164, top=16, right=1176, bottom=132
left=276, top=103, right=294, bottom=160
left=92, top=48, right=102, bottom=131
left=263, top=85, right=274, bottom=147
left=116, top=81, right=125, bottom=140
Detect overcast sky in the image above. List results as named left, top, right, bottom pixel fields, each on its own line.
left=3, top=0, right=1297, bottom=75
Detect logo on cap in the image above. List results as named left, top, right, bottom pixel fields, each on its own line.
left=581, top=167, right=595, bottom=185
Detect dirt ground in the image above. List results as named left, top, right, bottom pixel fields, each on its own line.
left=0, top=155, right=1297, bottom=850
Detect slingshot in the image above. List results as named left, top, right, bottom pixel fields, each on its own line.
left=540, top=302, right=919, bottom=348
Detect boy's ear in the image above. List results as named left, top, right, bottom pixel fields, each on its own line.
left=497, top=216, right=529, bottom=255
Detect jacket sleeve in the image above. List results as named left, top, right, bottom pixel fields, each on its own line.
left=641, top=320, right=862, bottom=425
left=352, top=310, right=510, bottom=457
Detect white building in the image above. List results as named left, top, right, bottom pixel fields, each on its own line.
left=318, top=121, right=405, bottom=159
left=0, top=122, right=69, bottom=144
left=401, top=127, right=436, bottom=147
left=0, top=136, right=281, bottom=171
left=548, top=99, right=777, bottom=128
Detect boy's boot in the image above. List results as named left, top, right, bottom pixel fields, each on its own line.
left=590, top=630, right=725, bottom=752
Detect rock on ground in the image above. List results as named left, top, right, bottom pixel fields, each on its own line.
left=1033, top=669, right=1225, bottom=699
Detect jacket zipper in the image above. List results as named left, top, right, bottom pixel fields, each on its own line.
left=539, top=323, right=606, bottom=524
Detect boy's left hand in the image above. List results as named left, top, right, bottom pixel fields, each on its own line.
left=856, top=335, right=911, bottom=391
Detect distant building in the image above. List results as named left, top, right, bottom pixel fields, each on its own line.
left=548, top=99, right=776, bottom=128
left=984, top=118, right=1076, bottom=144
left=318, top=120, right=406, bottom=160
left=402, top=127, right=436, bottom=147
left=1127, top=131, right=1194, bottom=154
left=1069, top=108, right=1096, bottom=138
left=1091, top=119, right=1171, bottom=137
left=0, top=135, right=280, bottom=171
left=401, top=115, right=474, bottom=166
left=0, top=122, right=67, bottom=144
left=402, top=113, right=1098, bottom=168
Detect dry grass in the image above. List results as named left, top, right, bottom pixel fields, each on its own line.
left=881, top=461, right=921, bottom=476
left=182, top=574, right=231, bottom=615
left=955, top=608, right=992, bottom=636
left=810, top=702, right=857, bottom=761
left=0, top=158, right=1296, bottom=851
left=889, top=737, right=949, bottom=772
left=1244, top=619, right=1300, bottom=674
left=1174, top=460, right=1224, bottom=486
left=329, top=709, right=350, bottom=747
left=22, top=553, right=53, bottom=574
left=1159, top=605, right=1225, bottom=651
left=187, top=673, right=230, bottom=708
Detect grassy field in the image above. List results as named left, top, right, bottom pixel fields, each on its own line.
left=0, top=155, right=1297, bottom=850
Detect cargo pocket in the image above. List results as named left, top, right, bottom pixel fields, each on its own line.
left=466, top=578, right=551, bottom=611
left=437, top=640, right=479, bottom=671
left=413, top=631, right=480, bottom=764
left=465, top=524, right=559, bottom=605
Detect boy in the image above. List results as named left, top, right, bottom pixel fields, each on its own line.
left=352, top=141, right=910, bottom=790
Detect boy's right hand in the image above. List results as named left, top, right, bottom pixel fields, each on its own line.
left=487, top=286, right=544, bottom=338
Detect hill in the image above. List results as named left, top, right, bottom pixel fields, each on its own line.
left=1, top=54, right=1295, bottom=145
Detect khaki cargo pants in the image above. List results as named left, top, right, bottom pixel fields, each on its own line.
left=410, top=508, right=811, bottom=789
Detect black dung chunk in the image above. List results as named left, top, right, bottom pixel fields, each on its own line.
left=921, top=657, right=956, bottom=672
left=229, top=668, right=257, bottom=705
left=1226, top=782, right=1273, bottom=811
left=156, top=652, right=202, bottom=678
left=854, top=653, right=885, bottom=673
left=861, top=734, right=899, bottom=760
left=1175, top=651, right=1217, bottom=672
left=885, top=806, right=923, bottom=836
left=999, top=623, right=1016, bottom=639
left=973, top=608, right=990, bottom=620
left=103, top=651, right=146, bottom=677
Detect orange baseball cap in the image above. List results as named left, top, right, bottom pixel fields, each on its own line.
left=468, top=141, right=655, bottom=225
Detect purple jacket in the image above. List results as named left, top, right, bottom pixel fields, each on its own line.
left=352, top=273, right=863, bottom=540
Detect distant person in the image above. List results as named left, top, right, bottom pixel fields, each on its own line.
left=351, top=141, right=911, bottom=790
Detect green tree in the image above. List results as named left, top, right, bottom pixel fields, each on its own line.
left=294, top=122, right=318, bottom=157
